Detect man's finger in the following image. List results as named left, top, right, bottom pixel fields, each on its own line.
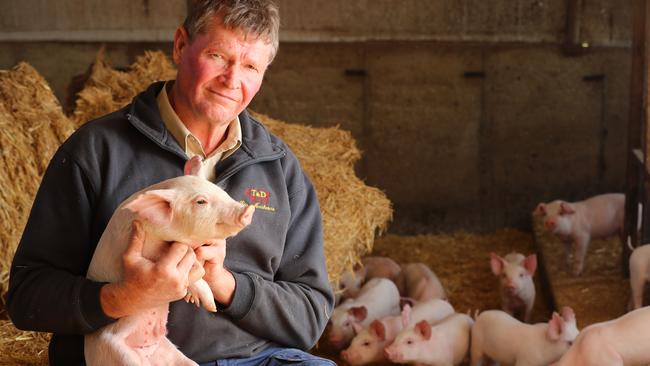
left=177, top=248, right=197, bottom=274
left=123, top=220, right=145, bottom=259
left=158, top=242, right=191, bottom=267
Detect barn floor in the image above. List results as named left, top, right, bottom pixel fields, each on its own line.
left=313, top=221, right=647, bottom=365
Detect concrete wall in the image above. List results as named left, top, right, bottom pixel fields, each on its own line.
left=0, top=0, right=635, bottom=233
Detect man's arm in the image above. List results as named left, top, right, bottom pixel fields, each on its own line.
left=100, top=221, right=199, bottom=318
left=205, top=173, right=335, bottom=350
left=7, top=149, right=198, bottom=333
left=7, top=150, right=115, bottom=334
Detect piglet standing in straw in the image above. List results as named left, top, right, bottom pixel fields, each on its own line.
left=534, top=193, right=624, bottom=275
left=84, top=156, right=255, bottom=366
left=490, top=252, right=537, bottom=322
left=470, top=308, right=579, bottom=366
left=337, top=256, right=401, bottom=303
left=384, top=313, right=474, bottom=366
left=628, top=243, right=650, bottom=310
left=551, top=306, right=650, bottom=366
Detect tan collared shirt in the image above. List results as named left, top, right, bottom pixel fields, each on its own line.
left=157, top=82, right=242, bottom=182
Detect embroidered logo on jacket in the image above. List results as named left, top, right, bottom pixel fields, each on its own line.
left=242, top=188, right=275, bottom=212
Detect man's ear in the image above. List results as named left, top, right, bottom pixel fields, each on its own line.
left=173, top=26, right=190, bottom=65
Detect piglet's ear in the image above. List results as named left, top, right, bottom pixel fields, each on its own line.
left=559, top=202, right=575, bottom=215
left=124, top=189, right=177, bottom=226
left=546, top=312, right=563, bottom=341
left=490, top=253, right=505, bottom=276
left=239, top=205, right=255, bottom=227
left=349, top=306, right=368, bottom=322
left=184, top=155, right=203, bottom=176
left=560, top=306, right=575, bottom=322
left=415, top=320, right=432, bottom=341
left=370, top=320, right=386, bottom=341
left=401, top=303, right=412, bottom=328
left=534, top=203, right=547, bottom=216
left=524, top=254, right=538, bottom=275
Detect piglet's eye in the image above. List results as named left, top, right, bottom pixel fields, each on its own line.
left=196, top=199, right=208, bottom=205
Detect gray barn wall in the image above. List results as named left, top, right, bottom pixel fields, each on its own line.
left=0, top=0, right=633, bottom=233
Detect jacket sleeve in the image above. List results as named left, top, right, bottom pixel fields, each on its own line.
left=218, top=168, right=335, bottom=350
left=7, top=149, right=115, bottom=334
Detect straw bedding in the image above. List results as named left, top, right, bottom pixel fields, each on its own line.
left=0, top=50, right=392, bottom=364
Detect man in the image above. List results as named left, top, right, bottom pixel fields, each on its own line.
left=7, top=1, right=335, bottom=365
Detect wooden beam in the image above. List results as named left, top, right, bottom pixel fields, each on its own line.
left=624, top=0, right=650, bottom=275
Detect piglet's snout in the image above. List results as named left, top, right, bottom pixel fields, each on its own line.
left=544, top=219, right=556, bottom=230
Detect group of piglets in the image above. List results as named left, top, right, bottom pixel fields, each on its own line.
left=331, top=257, right=470, bottom=365
left=329, top=256, right=584, bottom=366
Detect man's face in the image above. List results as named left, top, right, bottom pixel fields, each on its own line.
left=172, top=18, right=272, bottom=126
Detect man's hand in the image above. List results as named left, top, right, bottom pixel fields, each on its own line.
left=100, top=221, right=197, bottom=318
left=195, top=239, right=236, bottom=306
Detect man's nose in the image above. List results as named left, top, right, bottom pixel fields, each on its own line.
left=219, top=64, right=240, bottom=89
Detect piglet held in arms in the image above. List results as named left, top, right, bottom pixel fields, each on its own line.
left=84, top=156, right=255, bottom=366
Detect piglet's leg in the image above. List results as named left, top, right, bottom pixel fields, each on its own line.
left=185, top=278, right=217, bottom=312
left=572, top=234, right=590, bottom=276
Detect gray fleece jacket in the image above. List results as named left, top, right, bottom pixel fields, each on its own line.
left=7, top=82, right=334, bottom=365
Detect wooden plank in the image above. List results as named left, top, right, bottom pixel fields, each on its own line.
left=624, top=0, right=649, bottom=274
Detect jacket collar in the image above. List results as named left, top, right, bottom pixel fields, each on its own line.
left=127, top=81, right=285, bottom=164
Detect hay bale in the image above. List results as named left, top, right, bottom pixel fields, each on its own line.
left=250, top=112, right=392, bottom=285
left=0, top=63, right=73, bottom=366
left=71, top=49, right=177, bottom=127
left=71, top=50, right=392, bottom=285
left=0, top=64, right=76, bottom=305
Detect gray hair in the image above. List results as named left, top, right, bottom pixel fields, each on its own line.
left=183, top=0, right=280, bottom=63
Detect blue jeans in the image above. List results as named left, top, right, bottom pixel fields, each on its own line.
left=199, top=347, right=336, bottom=366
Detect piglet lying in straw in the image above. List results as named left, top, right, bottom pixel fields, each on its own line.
left=340, top=299, right=455, bottom=365
left=337, top=256, right=401, bottom=304
left=328, top=278, right=401, bottom=350
left=84, top=156, right=255, bottom=366
left=395, top=262, right=446, bottom=303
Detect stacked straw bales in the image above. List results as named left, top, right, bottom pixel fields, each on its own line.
left=0, top=50, right=392, bottom=364
left=0, top=63, right=76, bottom=302
left=0, top=62, right=76, bottom=365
